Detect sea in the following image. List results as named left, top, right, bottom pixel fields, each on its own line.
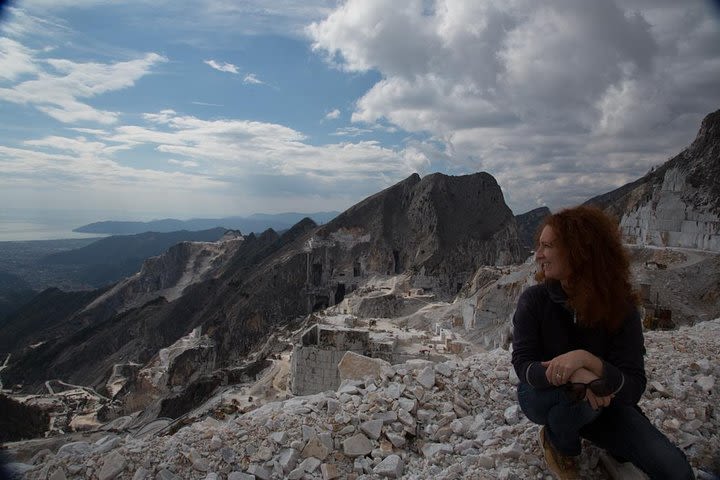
left=0, top=208, right=113, bottom=242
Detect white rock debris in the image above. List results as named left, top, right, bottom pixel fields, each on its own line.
left=14, top=319, right=720, bottom=480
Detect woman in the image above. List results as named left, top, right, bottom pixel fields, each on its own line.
left=511, top=205, right=693, bottom=480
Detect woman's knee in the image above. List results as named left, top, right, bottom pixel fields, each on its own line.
left=517, top=383, right=558, bottom=425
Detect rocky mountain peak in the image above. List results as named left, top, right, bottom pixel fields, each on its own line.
left=321, top=171, right=522, bottom=277
left=693, top=108, right=720, bottom=149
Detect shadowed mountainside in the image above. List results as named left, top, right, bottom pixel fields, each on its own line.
left=0, top=271, right=36, bottom=321
left=515, top=206, right=551, bottom=256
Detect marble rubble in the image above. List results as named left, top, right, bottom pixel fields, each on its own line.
left=10, top=319, right=720, bottom=480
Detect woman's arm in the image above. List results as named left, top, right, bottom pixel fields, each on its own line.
left=601, top=309, right=647, bottom=405
left=511, top=287, right=552, bottom=389
left=542, top=349, right=604, bottom=385
left=543, top=309, right=646, bottom=404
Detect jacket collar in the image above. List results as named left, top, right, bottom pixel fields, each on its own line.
left=545, top=279, right=568, bottom=304
left=545, top=281, right=581, bottom=325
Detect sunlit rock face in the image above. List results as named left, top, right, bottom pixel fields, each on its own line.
left=587, top=109, right=720, bottom=252
left=81, top=233, right=244, bottom=320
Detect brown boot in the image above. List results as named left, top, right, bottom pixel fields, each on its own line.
left=539, top=426, right=580, bottom=480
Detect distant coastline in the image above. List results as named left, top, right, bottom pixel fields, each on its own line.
left=0, top=209, right=341, bottom=242
left=72, top=211, right=341, bottom=235
left=0, top=220, right=108, bottom=242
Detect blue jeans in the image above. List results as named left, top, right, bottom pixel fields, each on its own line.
left=518, top=383, right=694, bottom=480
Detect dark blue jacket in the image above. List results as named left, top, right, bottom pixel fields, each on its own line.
left=511, top=281, right=646, bottom=406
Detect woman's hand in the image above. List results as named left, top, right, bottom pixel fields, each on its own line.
left=542, top=350, right=588, bottom=386
left=568, top=367, right=597, bottom=384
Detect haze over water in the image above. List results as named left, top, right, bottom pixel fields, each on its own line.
left=0, top=208, right=128, bottom=241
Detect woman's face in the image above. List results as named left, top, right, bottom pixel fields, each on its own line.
left=536, top=225, right=572, bottom=282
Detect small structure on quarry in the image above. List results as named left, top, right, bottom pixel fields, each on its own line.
left=639, top=283, right=676, bottom=330
left=289, top=320, right=463, bottom=395
left=643, top=292, right=675, bottom=330
left=290, top=324, right=370, bottom=395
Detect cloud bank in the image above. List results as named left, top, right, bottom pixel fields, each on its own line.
left=308, top=0, right=720, bottom=211
left=1, top=1, right=718, bottom=219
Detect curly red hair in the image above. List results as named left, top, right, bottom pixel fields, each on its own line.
left=535, top=205, right=638, bottom=331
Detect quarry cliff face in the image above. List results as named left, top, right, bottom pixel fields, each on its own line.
left=586, top=109, right=720, bottom=251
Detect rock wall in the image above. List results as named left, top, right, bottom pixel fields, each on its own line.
left=587, top=109, right=720, bottom=252
left=457, top=261, right=536, bottom=349
left=620, top=168, right=720, bottom=251
left=122, top=327, right=217, bottom=413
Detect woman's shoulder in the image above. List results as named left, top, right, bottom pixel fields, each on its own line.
left=521, top=283, right=548, bottom=297
left=518, top=283, right=549, bottom=304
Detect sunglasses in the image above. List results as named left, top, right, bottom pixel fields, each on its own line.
left=563, top=379, right=614, bottom=402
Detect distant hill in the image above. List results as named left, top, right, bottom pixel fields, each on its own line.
left=40, top=228, right=229, bottom=286
left=73, top=211, right=340, bottom=235
left=0, top=287, right=107, bottom=356
left=0, top=271, right=36, bottom=321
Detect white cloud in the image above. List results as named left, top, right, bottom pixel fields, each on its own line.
left=168, top=158, right=200, bottom=168
left=331, top=126, right=372, bottom=137
left=0, top=140, right=221, bottom=193
left=0, top=7, right=71, bottom=39
left=309, top=0, right=720, bottom=213
left=0, top=108, right=427, bottom=216
left=99, top=110, right=422, bottom=189
left=68, top=127, right=110, bottom=136
left=325, top=108, right=341, bottom=120
left=0, top=40, right=167, bottom=124
left=243, top=73, right=264, bottom=85
left=204, top=59, right=239, bottom=74
left=0, top=38, right=39, bottom=81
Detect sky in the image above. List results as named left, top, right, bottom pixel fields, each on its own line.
left=1, top=0, right=720, bottom=222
